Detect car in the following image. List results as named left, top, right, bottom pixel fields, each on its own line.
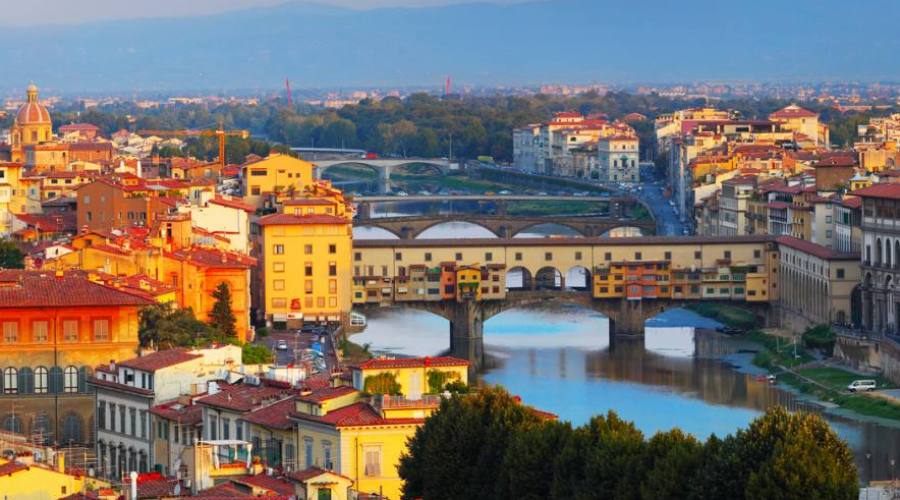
left=847, top=380, right=877, bottom=392
left=276, top=340, right=288, bottom=350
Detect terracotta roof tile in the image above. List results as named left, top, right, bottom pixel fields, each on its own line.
left=209, top=196, right=255, bottom=213
left=288, top=466, right=352, bottom=483
left=776, top=235, right=859, bottom=260
left=296, top=385, right=357, bottom=404
left=117, top=349, right=202, bottom=372
left=232, top=474, right=296, bottom=496
left=291, top=402, right=425, bottom=428
left=241, top=397, right=296, bottom=430
left=0, top=270, right=152, bottom=308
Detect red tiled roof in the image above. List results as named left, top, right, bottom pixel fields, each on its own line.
left=16, top=101, right=51, bottom=125
left=241, top=397, right=296, bottom=430
left=294, top=402, right=425, bottom=428
left=840, top=196, right=862, bottom=208
left=776, top=236, right=859, bottom=260
left=296, top=385, right=357, bottom=404
left=197, top=383, right=293, bottom=412
left=209, top=196, right=255, bottom=213
left=257, top=213, right=348, bottom=226
left=165, top=247, right=256, bottom=269
left=194, top=481, right=251, bottom=498
left=851, top=183, right=900, bottom=200
left=288, top=466, right=352, bottom=483
left=150, top=399, right=204, bottom=425
left=770, top=105, right=818, bottom=119
left=12, top=213, right=76, bottom=233
left=88, top=376, right=154, bottom=396
left=0, top=461, right=29, bottom=476
left=353, top=356, right=469, bottom=370
left=0, top=270, right=152, bottom=308
left=232, top=474, right=296, bottom=496
left=118, top=349, right=202, bottom=372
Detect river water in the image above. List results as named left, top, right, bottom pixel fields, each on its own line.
left=351, top=206, right=900, bottom=482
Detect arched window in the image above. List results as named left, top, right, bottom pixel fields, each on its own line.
left=3, top=414, right=22, bottom=434
left=64, top=366, right=78, bottom=393
left=34, top=367, right=48, bottom=394
left=3, top=368, right=17, bottom=394
left=62, top=413, right=83, bottom=444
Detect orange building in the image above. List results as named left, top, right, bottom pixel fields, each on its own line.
left=75, top=176, right=176, bottom=232
left=0, top=270, right=151, bottom=445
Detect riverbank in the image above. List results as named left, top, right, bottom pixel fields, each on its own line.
left=739, top=329, right=900, bottom=422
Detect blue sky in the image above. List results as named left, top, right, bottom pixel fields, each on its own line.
left=2, top=0, right=526, bottom=26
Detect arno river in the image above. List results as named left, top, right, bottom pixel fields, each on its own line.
left=353, top=216, right=900, bottom=482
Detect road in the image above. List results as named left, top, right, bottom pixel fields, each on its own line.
left=259, top=326, right=340, bottom=374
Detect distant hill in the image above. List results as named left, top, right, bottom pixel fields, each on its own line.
left=1, top=0, right=899, bottom=92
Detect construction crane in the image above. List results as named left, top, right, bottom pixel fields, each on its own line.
left=138, top=125, right=250, bottom=168
left=285, top=78, right=293, bottom=107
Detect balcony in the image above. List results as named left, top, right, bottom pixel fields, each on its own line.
left=378, top=394, right=442, bottom=409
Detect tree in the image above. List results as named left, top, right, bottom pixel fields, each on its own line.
left=242, top=343, right=274, bottom=364
left=208, top=282, right=237, bottom=339
left=0, top=240, right=24, bottom=269
left=640, top=429, right=703, bottom=500
left=399, top=386, right=542, bottom=500
left=739, top=408, right=857, bottom=500
left=139, top=302, right=220, bottom=349
left=498, top=420, right=573, bottom=500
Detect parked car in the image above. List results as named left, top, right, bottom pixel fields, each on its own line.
left=847, top=380, right=877, bottom=392
left=276, top=340, right=288, bottom=350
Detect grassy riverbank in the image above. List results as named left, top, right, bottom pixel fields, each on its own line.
left=685, top=302, right=759, bottom=330
left=742, top=330, right=900, bottom=421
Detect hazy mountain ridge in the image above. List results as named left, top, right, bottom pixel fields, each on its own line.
left=2, top=0, right=899, bottom=92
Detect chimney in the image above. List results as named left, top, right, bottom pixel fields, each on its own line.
left=55, top=451, right=65, bottom=473
left=109, top=360, right=116, bottom=372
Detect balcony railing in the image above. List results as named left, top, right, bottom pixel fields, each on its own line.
left=380, top=394, right=443, bottom=409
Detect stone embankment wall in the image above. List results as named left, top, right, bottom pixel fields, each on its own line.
left=834, top=334, right=900, bottom=384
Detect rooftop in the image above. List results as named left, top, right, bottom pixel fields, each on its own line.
left=851, top=183, right=900, bottom=200
left=776, top=236, right=859, bottom=261
left=117, top=349, right=202, bottom=372
left=0, top=270, right=152, bottom=309
left=353, top=356, right=469, bottom=370
left=291, top=401, right=424, bottom=428
left=257, top=213, right=348, bottom=226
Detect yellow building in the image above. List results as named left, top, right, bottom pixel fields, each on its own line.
left=0, top=162, right=28, bottom=235
left=455, top=265, right=482, bottom=301
left=242, top=154, right=316, bottom=208
left=350, top=357, right=469, bottom=398
left=291, top=401, right=422, bottom=500
left=0, top=455, right=101, bottom=500
left=10, top=84, right=53, bottom=163
left=258, top=211, right=353, bottom=327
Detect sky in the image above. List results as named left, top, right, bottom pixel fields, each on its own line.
left=2, top=0, right=524, bottom=25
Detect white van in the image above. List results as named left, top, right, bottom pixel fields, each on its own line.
left=847, top=380, right=877, bottom=392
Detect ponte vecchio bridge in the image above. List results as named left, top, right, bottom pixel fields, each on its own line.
left=351, top=235, right=778, bottom=373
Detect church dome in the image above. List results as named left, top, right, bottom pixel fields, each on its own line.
left=15, top=84, right=51, bottom=126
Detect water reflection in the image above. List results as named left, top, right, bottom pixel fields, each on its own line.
left=353, top=306, right=900, bottom=481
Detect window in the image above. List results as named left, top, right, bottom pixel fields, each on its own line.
left=273, top=262, right=285, bottom=272
left=2, top=321, right=17, bottom=343
left=99, top=402, right=107, bottom=430
left=545, top=252, right=552, bottom=261
left=694, top=251, right=702, bottom=259
left=604, top=252, right=612, bottom=260
left=236, top=421, right=243, bottom=441
left=109, top=404, right=116, bottom=432
left=223, top=418, right=231, bottom=440
left=395, top=252, right=403, bottom=261
left=120, top=405, right=126, bottom=432
left=364, top=446, right=381, bottom=477
left=304, top=244, right=313, bottom=255
left=664, top=251, right=671, bottom=260
left=273, top=280, right=285, bottom=291
left=208, top=415, right=218, bottom=440
left=425, top=252, right=432, bottom=262
left=354, top=252, right=362, bottom=261
left=455, top=252, right=463, bottom=261
left=515, top=252, right=522, bottom=261
left=93, top=319, right=109, bottom=341
left=32, top=321, right=49, bottom=343
left=273, top=244, right=285, bottom=255
left=329, top=280, right=337, bottom=294
left=575, top=251, right=582, bottom=260
left=635, top=252, right=642, bottom=260
left=139, top=410, right=147, bottom=438
left=304, top=263, right=314, bottom=277
left=305, top=280, right=313, bottom=293
left=304, top=437, right=313, bottom=468
left=130, top=409, right=136, bottom=437
left=3, top=368, right=17, bottom=394
left=64, top=366, right=78, bottom=393
left=328, top=244, right=337, bottom=254
left=724, top=250, right=731, bottom=259
left=837, top=268, right=845, bottom=279
left=485, top=252, right=493, bottom=262
left=323, top=441, right=333, bottom=469
left=34, top=367, right=48, bottom=394
left=329, top=262, right=337, bottom=276
left=63, top=320, right=79, bottom=342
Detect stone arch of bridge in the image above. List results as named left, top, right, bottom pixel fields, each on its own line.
left=534, top=266, right=564, bottom=290
left=511, top=222, right=586, bottom=237
left=505, top=266, right=533, bottom=290
left=410, top=217, right=502, bottom=239
left=317, top=161, right=384, bottom=179
left=390, top=161, right=447, bottom=176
